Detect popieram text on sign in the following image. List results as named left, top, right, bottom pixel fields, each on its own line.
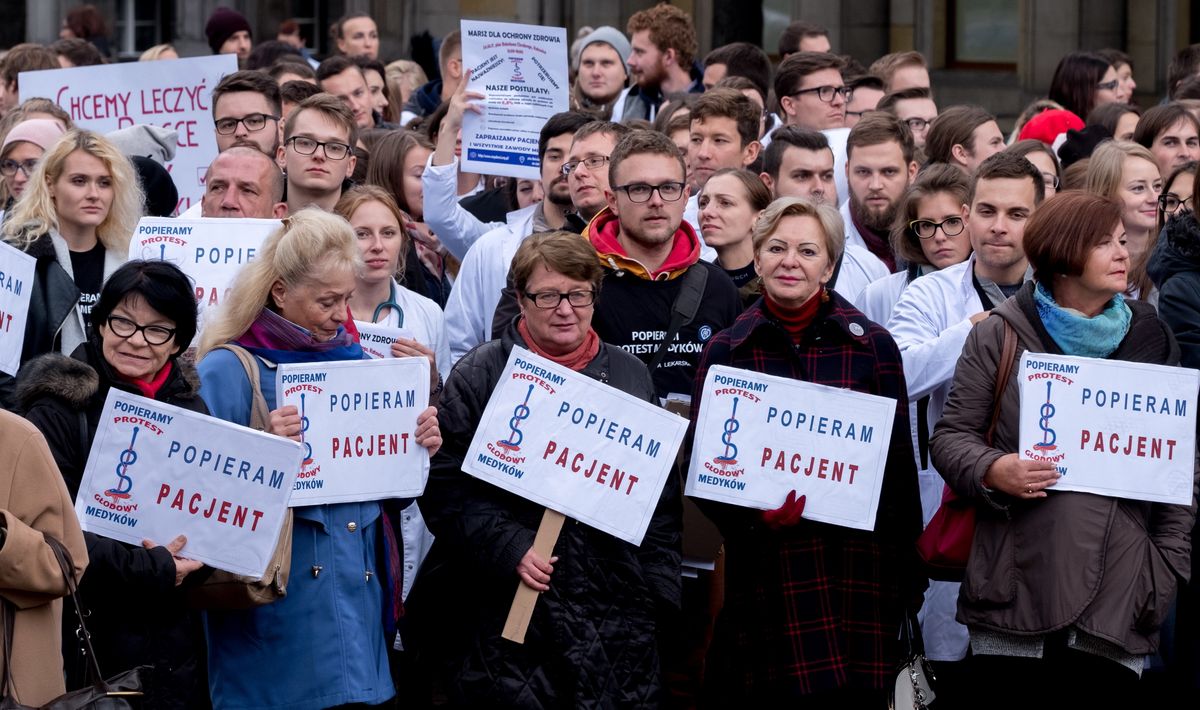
left=685, top=365, right=896, bottom=531
left=462, top=347, right=686, bottom=545
left=277, top=357, right=431, bottom=505
left=1017, top=352, right=1198, bottom=504
left=0, top=240, right=35, bottom=376
left=75, top=389, right=302, bottom=577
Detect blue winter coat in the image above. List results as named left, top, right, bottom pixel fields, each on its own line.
left=197, top=348, right=394, bottom=710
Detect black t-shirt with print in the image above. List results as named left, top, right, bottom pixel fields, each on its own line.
left=69, top=242, right=105, bottom=334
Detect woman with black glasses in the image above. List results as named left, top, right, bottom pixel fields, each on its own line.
left=421, top=230, right=679, bottom=708
left=17, top=259, right=210, bottom=707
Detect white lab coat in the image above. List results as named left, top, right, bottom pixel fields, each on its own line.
left=421, top=155, right=503, bottom=260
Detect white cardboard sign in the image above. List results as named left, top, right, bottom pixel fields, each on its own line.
left=685, top=365, right=897, bottom=531
left=20, top=55, right=239, bottom=214
left=460, top=20, right=569, bottom=180
left=353, top=320, right=415, bottom=359
left=0, top=241, right=35, bottom=376
left=277, top=357, right=431, bottom=505
left=1017, top=352, right=1198, bottom=504
left=76, top=389, right=302, bottom=577
left=462, top=348, right=686, bottom=545
left=127, top=217, right=279, bottom=338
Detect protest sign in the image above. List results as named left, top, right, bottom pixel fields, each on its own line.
left=128, top=217, right=279, bottom=337
left=1017, top=352, right=1198, bottom=504
left=0, top=241, right=35, bottom=376
left=462, top=347, right=686, bottom=546
left=460, top=19, right=569, bottom=180
left=686, top=365, right=896, bottom=531
left=354, top=320, right=415, bottom=359
left=76, top=389, right=302, bottom=577
left=19, top=55, right=239, bottom=214
left=277, top=357, right=431, bottom=505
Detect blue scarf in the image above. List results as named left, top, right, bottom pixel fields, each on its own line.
left=1033, top=281, right=1131, bottom=358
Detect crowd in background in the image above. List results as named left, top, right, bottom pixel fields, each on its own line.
left=0, top=2, right=1199, bottom=709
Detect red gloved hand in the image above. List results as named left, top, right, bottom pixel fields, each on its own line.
left=761, top=491, right=807, bottom=530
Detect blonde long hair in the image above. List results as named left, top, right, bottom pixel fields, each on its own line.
left=2, top=128, right=143, bottom=255
left=197, top=207, right=361, bottom=356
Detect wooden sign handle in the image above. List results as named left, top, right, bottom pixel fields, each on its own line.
left=501, top=508, right=566, bottom=644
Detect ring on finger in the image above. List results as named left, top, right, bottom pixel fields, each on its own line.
left=1025, top=488, right=1033, bottom=494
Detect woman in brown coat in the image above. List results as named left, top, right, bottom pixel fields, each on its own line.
left=931, top=191, right=1196, bottom=708
left=0, top=409, right=87, bottom=705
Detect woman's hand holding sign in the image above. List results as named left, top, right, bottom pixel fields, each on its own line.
left=269, top=406, right=302, bottom=442
left=983, top=453, right=1060, bottom=499
left=143, top=534, right=204, bottom=586
left=415, top=406, right=442, bottom=456
left=517, top=548, right=559, bottom=592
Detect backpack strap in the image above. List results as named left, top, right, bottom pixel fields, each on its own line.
left=212, top=344, right=270, bottom=431
left=648, top=265, right=708, bottom=372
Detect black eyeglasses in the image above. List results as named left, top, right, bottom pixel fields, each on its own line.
left=1096, top=79, right=1120, bottom=92
left=909, top=216, right=966, bottom=239
left=105, top=315, right=176, bottom=345
left=523, top=289, right=596, bottom=309
left=1160, top=193, right=1193, bottom=214
left=904, top=117, right=935, bottom=132
left=0, top=158, right=37, bottom=177
left=791, top=85, right=850, bottom=103
left=214, top=113, right=280, bottom=135
left=562, top=155, right=610, bottom=177
left=614, top=181, right=686, bottom=203
left=286, top=136, right=353, bottom=160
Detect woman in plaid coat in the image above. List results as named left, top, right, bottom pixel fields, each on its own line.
left=691, top=197, right=926, bottom=707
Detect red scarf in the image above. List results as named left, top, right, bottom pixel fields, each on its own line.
left=121, top=360, right=174, bottom=399
left=518, top=320, right=601, bottom=372
left=765, top=290, right=825, bottom=341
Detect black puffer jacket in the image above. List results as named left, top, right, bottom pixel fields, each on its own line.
left=16, top=343, right=211, bottom=709
left=419, top=322, right=682, bottom=709
left=1150, top=212, right=1200, bottom=368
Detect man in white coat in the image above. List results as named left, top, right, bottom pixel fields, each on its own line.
left=759, top=126, right=888, bottom=305
left=444, top=114, right=611, bottom=364
left=885, top=151, right=1045, bottom=696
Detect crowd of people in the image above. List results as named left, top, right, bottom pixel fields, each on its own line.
left=0, top=2, right=1198, bottom=708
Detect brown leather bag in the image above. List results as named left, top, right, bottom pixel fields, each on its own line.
left=188, top=344, right=294, bottom=609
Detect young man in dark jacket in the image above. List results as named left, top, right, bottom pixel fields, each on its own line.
left=586, top=129, right=741, bottom=400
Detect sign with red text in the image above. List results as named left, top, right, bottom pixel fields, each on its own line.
left=277, top=357, right=431, bottom=506
left=19, top=55, right=238, bottom=214
left=686, top=365, right=896, bottom=531
left=128, top=217, right=279, bottom=338
left=0, top=241, right=35, bottom=376
left=354, top=320, right=415, bottom=359
left=76, top=389, right=302, bottom=577
left=460, top=20, right=569, bottom=180
left=463, top=348, right=686, bottom=545
left=1017, top=352, right=1197, bottom=504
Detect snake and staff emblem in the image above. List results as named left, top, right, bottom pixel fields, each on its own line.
left=510, top=57, right=525, bottom=82
left=300, top=393, right=313, bottom=465
left=105, top=426, right=139, bottom=500
left=714, top=397, right=740, bottom=465
left=1033, top=380, right=1058, bottom=452
left=497, top=384, right=534, bottom=452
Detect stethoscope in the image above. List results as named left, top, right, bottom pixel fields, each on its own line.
left=371, top=281, right=405, bottom=327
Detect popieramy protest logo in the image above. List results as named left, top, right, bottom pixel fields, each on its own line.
left=485, top=358, right=562, bottom=475
left=1022, top=357, right=1075, bottom=468
left=701, top=373, right=769, bottom=483
left=87, top=400, right=171, bottom=529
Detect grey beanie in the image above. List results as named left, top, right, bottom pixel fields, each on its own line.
left=579, top=26, right=632, bottom=74
left=105, top=124, right=179, bottom=165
